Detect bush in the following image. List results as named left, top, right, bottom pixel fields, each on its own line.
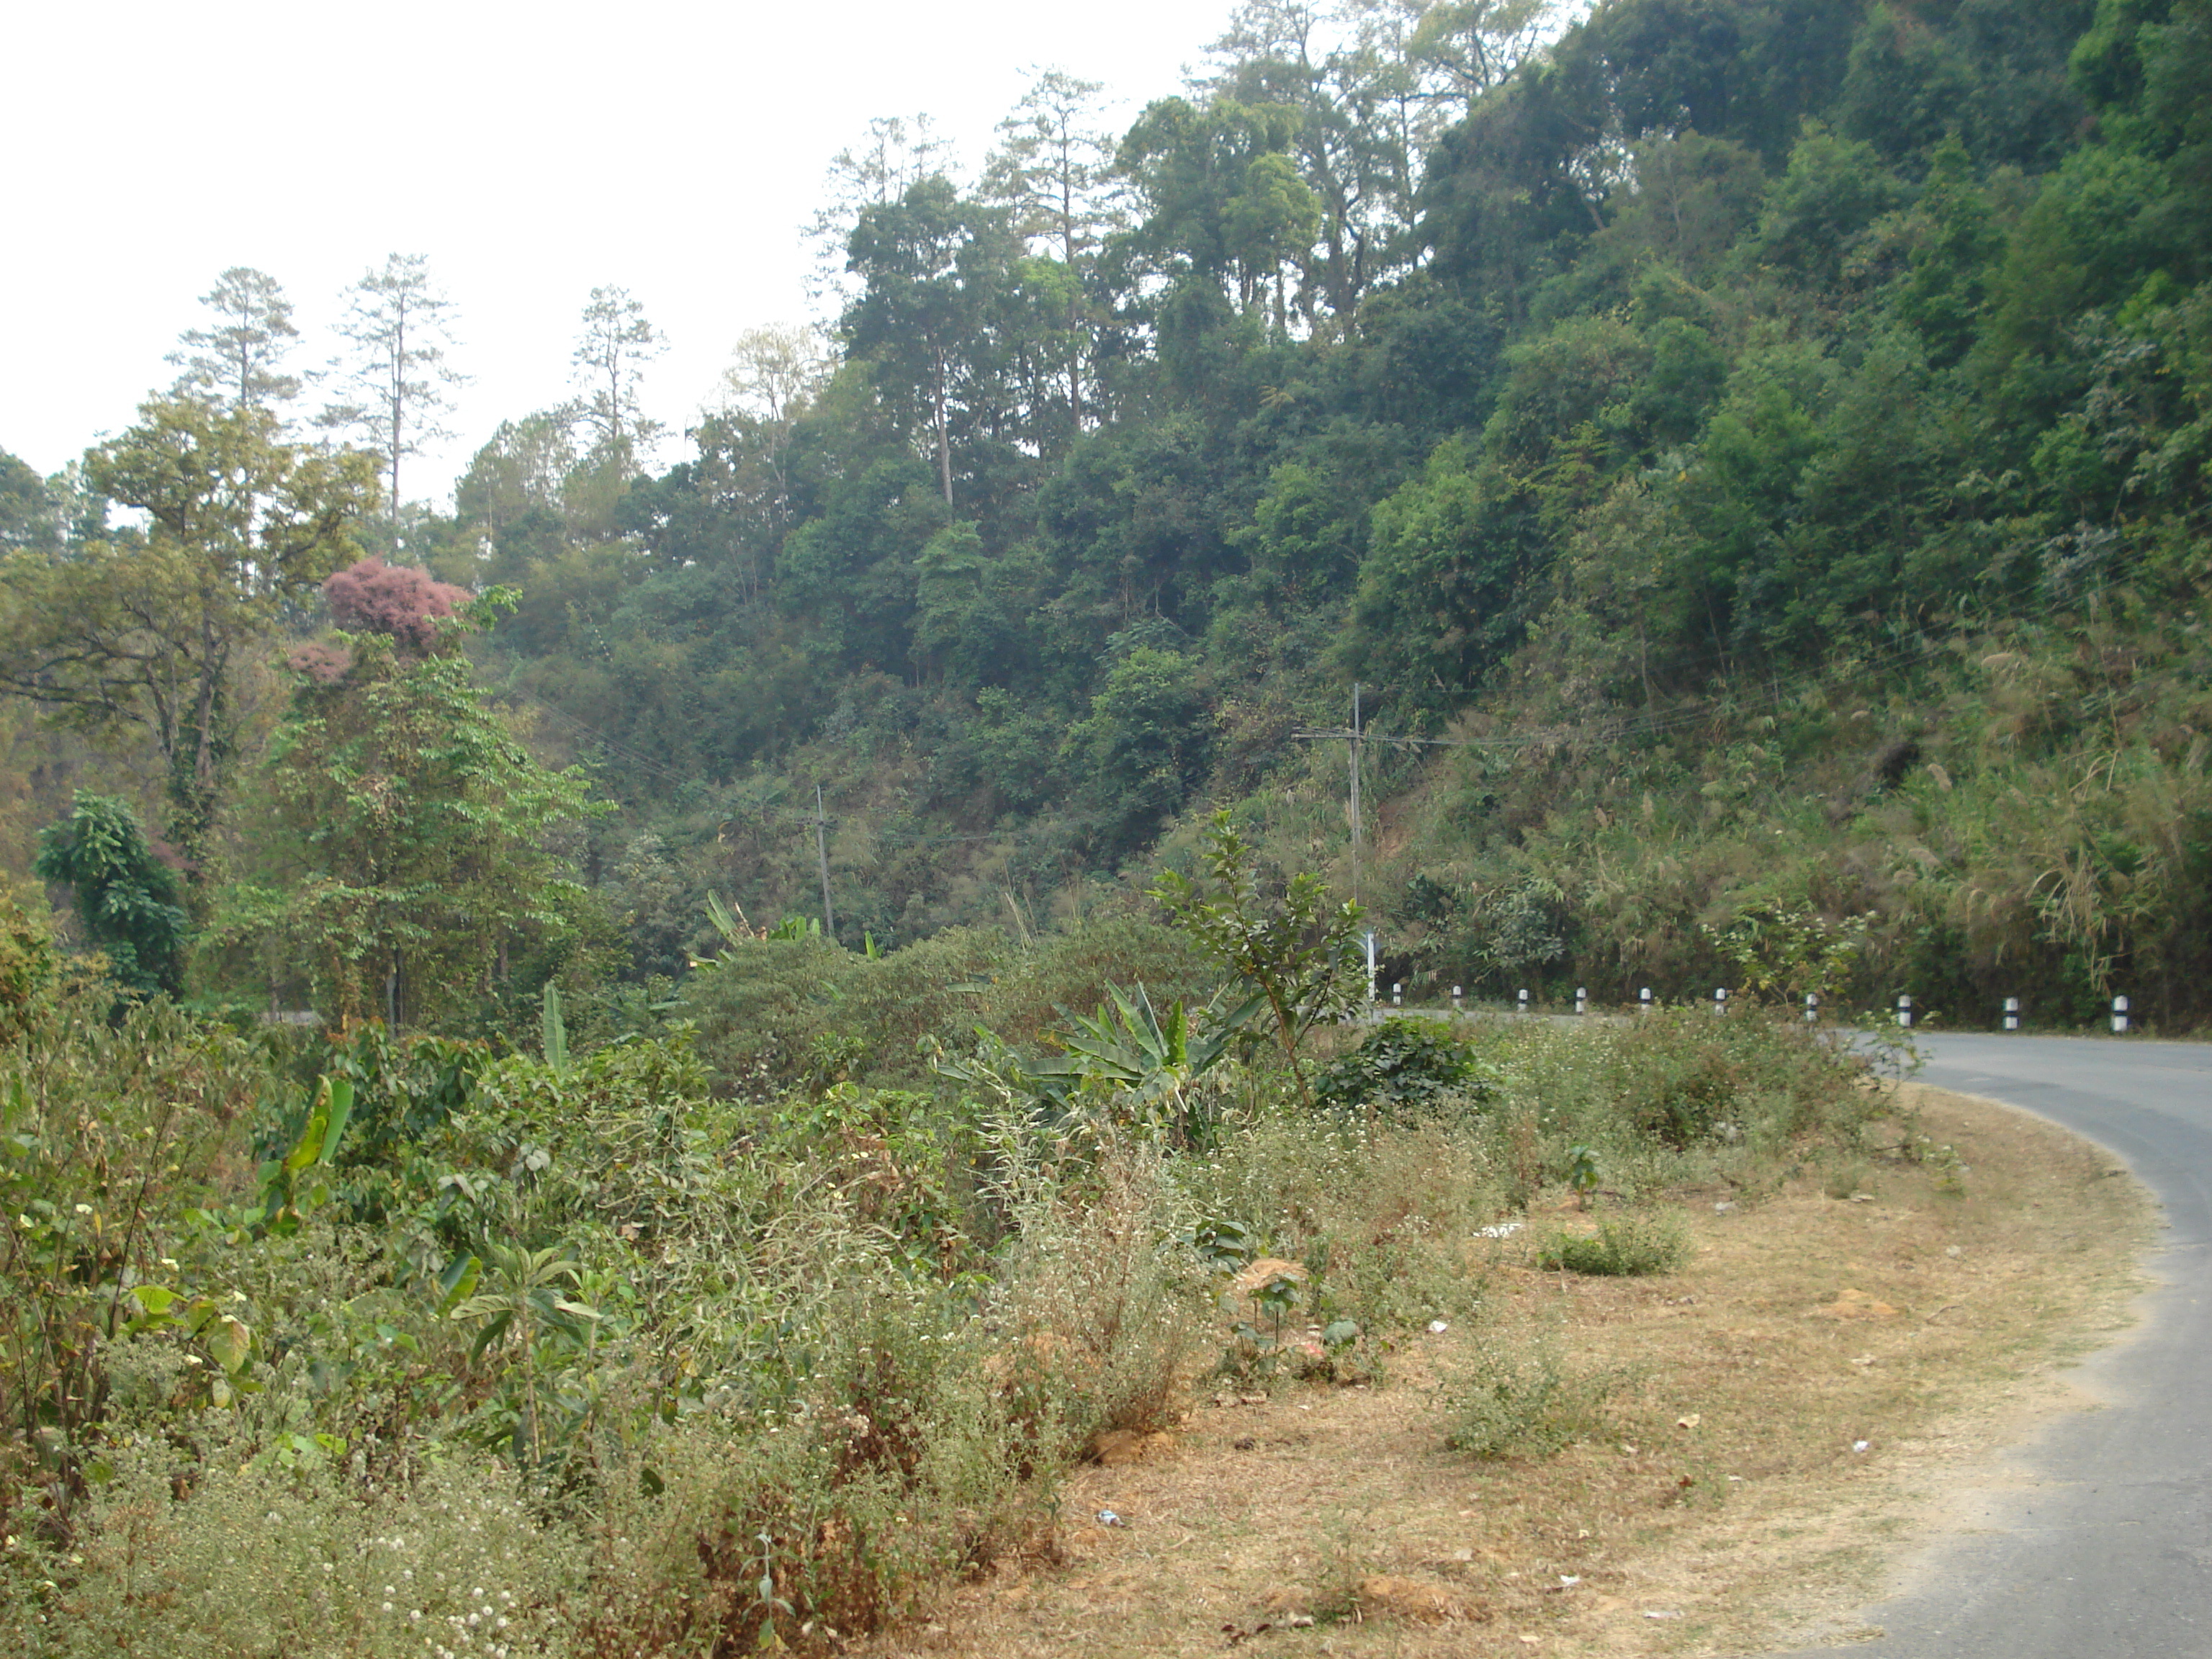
left=1444, top=1339, right=1621, bottom=1459
left=1313, top=1016, right=1499, bottom=1119
left=1535, top=1210, right=1692, bottom=1276
left=5, top=1446, right=577, bottom=1659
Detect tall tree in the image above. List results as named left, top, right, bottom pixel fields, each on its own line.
left=322, top=253, right=464, bottom=516
left=1118, top=95, right=1323, bottom=324
left=571, top=285, right=667, bottom=468
left=985, top=69, right=1125, bottom=428
left=0, top=397, right=378, bottom=871
left=1208, top=1, right=1416, bottom=320
left=843, top=179, right=1020, bottom=505
left=166, top=266, right=304, bottom=417
left=805, top=114, right=958, bottom=308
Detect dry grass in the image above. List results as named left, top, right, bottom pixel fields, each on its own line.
left=857, top=1085, right=2152, bottom=1657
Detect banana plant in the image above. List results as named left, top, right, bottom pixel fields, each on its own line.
left=1041, top=984, right=1262, bottom=1145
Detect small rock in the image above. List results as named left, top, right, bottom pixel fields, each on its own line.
left=1713, top=1201, right=1736, bottom=1214
left=1097, top=1509, right=1123, bottom=1526
left=1853, top=1439, right=1871, bottom=1452
left=1428, top=1319, right=1449, bottom=1334
left=1676, top=1413, right=1701, bottom=1429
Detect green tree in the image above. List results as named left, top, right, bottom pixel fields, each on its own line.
left=843, top=178, right=1021, bottom=505
left=1344, top=436, right=1541, bottom=695
left=0, top=450, right=60, bottom=552
left=238, top=593, right=602, bottom=1030
left=33, top=791, right=189, bottom=997
left=0, top=398, right=378, bottom=871
left=1152, top=810, right=1364, bottom=1104
left=1118, top=94, right=1322, bottom=322
left=985, top=68, right=1125, bottom=431
left=1068, top=646, right=1215, bottom=853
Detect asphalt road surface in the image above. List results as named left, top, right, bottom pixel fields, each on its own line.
left=1781, top=1033, right=2212, bottom=1657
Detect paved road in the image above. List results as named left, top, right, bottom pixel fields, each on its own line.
left=1781, top=1033, right=2212, bottom=1657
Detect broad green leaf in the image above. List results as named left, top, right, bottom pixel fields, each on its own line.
left=318, top=1077, right=354, bottom=1165
left=436, top=1252, right=482, bottom=1316
left=207, top=1314, right=251, bottom=1375
left=468, top=1308, right=514, bottom=1364
left=284, top=1102, right=327, bottom=1172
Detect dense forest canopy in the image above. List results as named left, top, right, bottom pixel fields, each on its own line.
left=3, top=0, right=2210, bottom=1029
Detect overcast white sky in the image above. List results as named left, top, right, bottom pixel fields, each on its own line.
left=3, top=0, right=1234, bottom=503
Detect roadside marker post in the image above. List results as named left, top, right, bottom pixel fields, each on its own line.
left=1897, top=993, right=1913, bottom=1030
left=2003, top=996, right=2020, bottom=1031
left=1575, top=986, right=1588, bottom=1016
left=1713, top=987, right=1727, bottom=1015
left=1451, top=985, right=1463, bottom=1012
left=1804, top=992, right=1820, bottom=1023
left=1517, top=987, right=1530, bottom=1015
left=2113, top=995, right=2130, bottom=1034
left=1392, top=981, right=1403, bottom=1007
left=1639, top=987, right=1653, bottom=1015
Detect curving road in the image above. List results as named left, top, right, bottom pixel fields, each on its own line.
left=1781, top=1033, right=2212, bottom=1657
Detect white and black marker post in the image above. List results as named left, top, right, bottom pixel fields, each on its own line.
left=1451, top=984, right=1464, bottom=1012
left=1392, top=980, right=1403, bottom=1007
left=1517, top=987, right=1530, bottom=1015
left=1575, top=986, right=1588, bottom=1016
left=1804, top=992, right=1820, bottom=1023
left=2113, top=995, right=2130, bottom=1035
left=1714, top=986, right=1728, bottom=1015
left=1896, top=993, right=1913, bottom=1029
left=2003, top=996, right=2020, bottom=1031
left=1640, top=986, right=1653, bottom=1015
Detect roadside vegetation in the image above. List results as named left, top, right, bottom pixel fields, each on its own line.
left=1, top=817, right=1922, bottom=1657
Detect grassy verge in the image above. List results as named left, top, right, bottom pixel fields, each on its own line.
left=870, top=1081, right=2150, bottom=1657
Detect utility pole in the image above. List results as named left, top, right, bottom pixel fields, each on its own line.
left=1348, top=682, right=1362, bottom=907
left=813, top=783, right=836, bottom=942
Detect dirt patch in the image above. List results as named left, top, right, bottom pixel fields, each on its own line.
left=857, top=1085, right=2153, bottom=1658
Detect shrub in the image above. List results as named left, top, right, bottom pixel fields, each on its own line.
left=1535, top=1210, right=1692, bottom=1276
left=1444, top=1339, right=1622, bottom=1459
left=1313, top=1016, right=1499, bottom=1118
left=4, top=1447, right=577, bottom=1659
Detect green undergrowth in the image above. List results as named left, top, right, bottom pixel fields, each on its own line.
left=1, top=929, right=1886, bottom=1656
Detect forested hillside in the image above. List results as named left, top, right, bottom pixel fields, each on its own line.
left=4, top=0, right=2210, bottom=1030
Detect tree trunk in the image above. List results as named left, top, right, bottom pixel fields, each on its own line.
left=932, top=346, right=953, bottom=506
